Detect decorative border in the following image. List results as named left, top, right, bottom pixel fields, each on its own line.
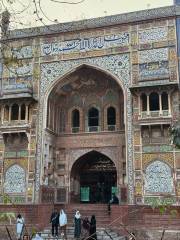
left=9, top=6, right=178, bottom=39
left=36, top=53, right=134, bottom=203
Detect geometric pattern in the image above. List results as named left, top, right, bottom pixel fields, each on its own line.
left=144, top=160, right=174, bottom=194
left=4, top=164, right=26, bottom=193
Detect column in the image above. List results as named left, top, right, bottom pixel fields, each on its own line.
left=168, top=93, right=171, bottom=115
left=138, top=95, right=141, bottom=116
left=2, top=106, right=4, bottom=124
left=159, top=93, right=162, bottom=115
left=18, top=105, right=21, bottom=121
left=25, top=105, right=29, bottom=122
left=9, top=105, right=12, bottom=122
left=147, top=95, right=150, bottom=116
left=52, top=105, right=55, bottom=131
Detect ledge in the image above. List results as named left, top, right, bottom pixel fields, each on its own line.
left=129, top=82, right=179, bottom=92
left=6, top=5, right=180, bottom=40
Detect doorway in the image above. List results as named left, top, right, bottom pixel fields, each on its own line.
left=70, top=151, right=117, bottom=203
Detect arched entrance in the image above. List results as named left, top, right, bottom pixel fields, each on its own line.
left=70, top=151, right=117, bottom=203
left=40, top=64, right=128, bottom=204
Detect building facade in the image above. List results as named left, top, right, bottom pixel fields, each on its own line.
left=0, top=5, right=180, bottom=205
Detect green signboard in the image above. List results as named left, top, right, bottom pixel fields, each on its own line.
left=80, top=187, right=90, bottom=202
left=111, top=186, right=118, bottom=197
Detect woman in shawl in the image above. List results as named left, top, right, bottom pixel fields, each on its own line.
left=81, top=217, right=90, bottom=240
left=59, top=209, right=67, bottom=240
left=16, top=214, right=24, bottom=240
left=74, top=210, right=81, bottom=239
left=89, top=215, right=97, bottom=240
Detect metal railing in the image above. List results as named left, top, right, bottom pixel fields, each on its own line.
left=71, top=127, right=80, bottom=133
left=88, top=126, right=100, bottom=132
left=107, top=125, right=116, bottom=131
left=141, top=110, right=171, bottom=119
left=0, top=193, right=31, bottom=240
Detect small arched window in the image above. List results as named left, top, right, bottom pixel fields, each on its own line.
left=88, top=107, right=99, bottom=131
left=107, top=106, right=116, bottom=131
left=162, top=92, right=168, bottom=110
left=141, top=94, right=147, bottom=111
left=11, top=104, right=19, bottom=120
left=21, top=104, right=26, bottom=120
left=149, top=92, right=159, bottom=111
left=72, top=109, right=80, bottom=133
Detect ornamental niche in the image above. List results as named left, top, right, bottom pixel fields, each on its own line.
left=4, top=164, right=26, bottom=193
left=144, top=160, right=174, bottom=194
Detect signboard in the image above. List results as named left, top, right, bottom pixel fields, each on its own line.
left=111, top=186, right=118, bottom=197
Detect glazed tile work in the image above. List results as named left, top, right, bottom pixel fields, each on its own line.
left=139, top=48, right=168, bottom=63
left=41, top=32, right=130, bottom=56
left=4, top=165, right=26, bottom=193
left=138, top=27, right=168, bottom=44
left=0, top=6, right=179, bottom=204
left=144, top=161, right=174, bottom=193
left=12, top=46, right=33, bottom=59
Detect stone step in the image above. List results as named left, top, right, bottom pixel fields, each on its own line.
left=40, top=227, right=126, bottom=240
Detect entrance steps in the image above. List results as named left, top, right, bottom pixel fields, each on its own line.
left=55, top=204, right=111, bottom=227
left=40, top=226, right=126, bottom=240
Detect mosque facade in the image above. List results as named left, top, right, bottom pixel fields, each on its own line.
left=0, top=5, right=180, bottom=205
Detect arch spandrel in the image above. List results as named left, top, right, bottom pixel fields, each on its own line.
left=41, top=54, right=130, bottom=97
left=68, top=148, right=119, bottom=172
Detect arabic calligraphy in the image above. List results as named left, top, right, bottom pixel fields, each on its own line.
left=41, top=32, right=130, bottom=56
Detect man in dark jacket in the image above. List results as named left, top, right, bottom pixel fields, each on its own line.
left=50, top=209, right=59, bottom=237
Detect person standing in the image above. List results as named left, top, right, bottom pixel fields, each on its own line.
left=81, top=217, right=90, bottom=240
left=89, top=215, right=97, bottom=240
left=59, top=209, right=67, bottom=240
left=16, top=214, right=24, bottom=240
left=73, top=177, right=80, bottom=202
left=50, top=209, right=59, bottom=237
left=74, top=211, right=81, bottom=239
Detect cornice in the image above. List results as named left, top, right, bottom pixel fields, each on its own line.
left=7, top=5, right=180, bottom=40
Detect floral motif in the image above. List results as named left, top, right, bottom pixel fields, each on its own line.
left=40, top=54, right=130, bottom=93
left=139, top=27, right=168, bottom=44
left=139, top=48, right=168, bottom=63
left=144, top=161, right=174, bottom=193
left=4, top=165, right=26, bottom=193
left=12, top=46, right=33, bottom=59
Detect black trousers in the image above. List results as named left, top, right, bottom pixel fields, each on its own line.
left=52, top=224, right=58, bottom=236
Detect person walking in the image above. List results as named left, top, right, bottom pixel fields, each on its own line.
left=89, top=215, right=97, bottom=240
left=74, top=210, right=81, bottom=239
left=16, top=214, right=24, bottom=240
left=50, top=208, right=59, bottom=237
left=81, top=217, right=90, bottom=240
left=59, top=209, right=67, bottom=240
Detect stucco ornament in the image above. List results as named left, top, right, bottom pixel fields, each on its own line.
left=4, top=164, right=26, bottom=193
left=144, top=161, right=174, bottom=194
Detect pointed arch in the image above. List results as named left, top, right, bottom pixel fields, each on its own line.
left=70, top=150, right=118, bottom=203
left=43, top=63, right=126, bottom=129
